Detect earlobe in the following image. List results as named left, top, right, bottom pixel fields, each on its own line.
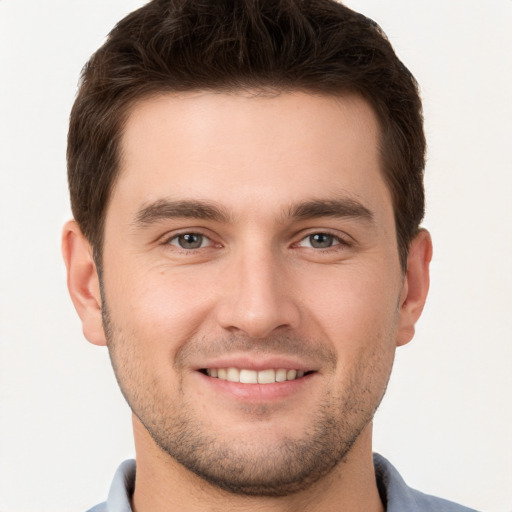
left=396, top=229, right=433, bottom=347
left=62, top=220, right=107, bottom=346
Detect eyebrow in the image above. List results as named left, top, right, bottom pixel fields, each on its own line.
left=134, top=199, right=231, bottom=226
left=132, top=196, right=374, bottom=228
left=288, top=198, right=374, bottom=224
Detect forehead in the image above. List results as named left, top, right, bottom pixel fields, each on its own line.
left=110, top=91, right=391, bottom=223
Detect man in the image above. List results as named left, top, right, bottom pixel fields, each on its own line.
left=62, top=0, right=477, bottom=510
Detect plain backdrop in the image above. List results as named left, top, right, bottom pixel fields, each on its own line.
left=0, top=1, right=511, bottom=511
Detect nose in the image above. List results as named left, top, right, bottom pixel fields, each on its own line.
left=214, top=244, right=301, bottom=339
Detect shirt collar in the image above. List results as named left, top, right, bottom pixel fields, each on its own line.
left=101, top=454, right=431, bottom=512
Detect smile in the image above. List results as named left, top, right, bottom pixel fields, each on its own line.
left=202, top=368, right=309, bottom=384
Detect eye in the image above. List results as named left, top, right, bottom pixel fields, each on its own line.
left=298, top=233, right=345, bottom=249
left=168, top=233, right=210, bottom=250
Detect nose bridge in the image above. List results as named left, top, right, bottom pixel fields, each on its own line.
left=215, top=238, right=300, bottom=338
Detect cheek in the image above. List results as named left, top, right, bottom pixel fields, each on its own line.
left=312, top=269, right=399, bottom=405
left=297, top=262, right=401, bottom=377
left=302, top=263, right=400, bottom=330
left=103, top=260, right=218, bottom=356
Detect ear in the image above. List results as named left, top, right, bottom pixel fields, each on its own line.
left=396, top=229, right=433, bottom=347
left=62, top=220, right=107, bottom=346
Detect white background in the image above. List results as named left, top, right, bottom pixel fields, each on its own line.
left=0, top=1, right=511, bottom=511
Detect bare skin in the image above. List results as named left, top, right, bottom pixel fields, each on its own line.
left=63, top=91, right=432, bottom=512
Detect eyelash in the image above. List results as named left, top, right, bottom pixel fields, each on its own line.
left=162, top=230, right=352, bottom=254
left=295, top=231, right=353, bottom=251
left=163, top=231, right=218, bottom=252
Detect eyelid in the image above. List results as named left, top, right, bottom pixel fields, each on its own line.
left=294, top=230, right=353, bottom=248
left=157, top=227, right=353, bottom=251
left=169, top=233, right=211, bottom=249
left=160, top=229, right=221, bottom=249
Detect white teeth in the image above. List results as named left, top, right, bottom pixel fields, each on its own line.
left=287, top=369, right=297, bottom=380
left=239, top=369, right=258, bottom=384
left=258, top=369, right=275, bottom=384
left=275, top=369, right=287, bottom=382
left=227, top=367, right=240, bottom=382
left=205, top=367, right=308, bottom=384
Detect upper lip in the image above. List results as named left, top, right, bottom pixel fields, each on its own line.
left=194, top=356, right=317, bottom=372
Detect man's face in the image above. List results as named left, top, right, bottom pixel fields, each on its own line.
left=99, top=91, right=411, bottom=495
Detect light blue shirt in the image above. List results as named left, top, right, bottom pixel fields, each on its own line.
left=87, top=453, right=479, bottom=511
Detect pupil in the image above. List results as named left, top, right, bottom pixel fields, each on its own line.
left=310, top=233, right=333, bottom=248
left=179, top=233, right=203, bottom=249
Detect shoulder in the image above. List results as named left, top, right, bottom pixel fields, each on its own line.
left=373, top=453, right=480, bottom=512
left=85, top=459, right=136, bottom=512
left=410, top=490, right=480, bottom=512
left=86, top=504, right=108, bottom=512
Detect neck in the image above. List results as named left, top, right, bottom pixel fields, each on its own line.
left=130, top=417, right=384, bottom=512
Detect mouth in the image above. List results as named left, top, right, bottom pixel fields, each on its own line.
left=199, top=368, right=314, bottom=384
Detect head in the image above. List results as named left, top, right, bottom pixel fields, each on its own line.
left=63, top=0, right=431, bottom=500
left=67, top=0, right=425, bottom=273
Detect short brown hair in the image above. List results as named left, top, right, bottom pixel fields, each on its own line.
left=68, top=0, right=425, bottom=270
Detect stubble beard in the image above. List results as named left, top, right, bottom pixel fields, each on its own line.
left=102, top=301, right=394, bottom=497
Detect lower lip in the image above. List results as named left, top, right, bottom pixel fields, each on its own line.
left=196, top=371, right=315, bottom=402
